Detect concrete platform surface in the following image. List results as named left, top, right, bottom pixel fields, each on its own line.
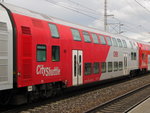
left=128, top=97, right=150, bottom=113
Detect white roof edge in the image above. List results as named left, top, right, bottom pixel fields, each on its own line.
left=1, top=3, right=150, bottom=45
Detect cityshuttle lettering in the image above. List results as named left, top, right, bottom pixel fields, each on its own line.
left=36, top=65, right=60, bottom=76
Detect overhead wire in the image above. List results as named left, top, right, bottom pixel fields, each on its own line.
left=134, top=0, right=150, bottom=13
left=45, top=0, right=150, bottom=39
left=45, top=0, right=104, bottom=21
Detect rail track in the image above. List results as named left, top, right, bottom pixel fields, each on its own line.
left=85, top=83, right=150, bottom=113
left=1, top=74, right=150, bottom=113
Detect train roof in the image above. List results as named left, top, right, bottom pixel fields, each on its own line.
left=1, top=3, right=150, bottom=46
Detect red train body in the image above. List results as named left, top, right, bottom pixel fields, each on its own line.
left=0, top=3, right=150, bottom=104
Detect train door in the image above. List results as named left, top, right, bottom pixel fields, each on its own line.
left=72, top=50, right=83, bottom=86
left=124, top=53, right=128, bottom=75
left=148, top=55, right=150, bottom=70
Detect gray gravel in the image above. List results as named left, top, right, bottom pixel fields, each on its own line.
left=20, top=75, right=150, bottom=113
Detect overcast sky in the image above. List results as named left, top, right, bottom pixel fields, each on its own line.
left=4, top=0, right=150, bottom=42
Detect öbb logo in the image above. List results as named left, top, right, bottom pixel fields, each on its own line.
left=113, top=51, right=118, bottom=57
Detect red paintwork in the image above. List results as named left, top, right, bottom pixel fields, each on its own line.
left=11, top=13, right=110, bottom=88
left=138, top=43, right=150, bottom=70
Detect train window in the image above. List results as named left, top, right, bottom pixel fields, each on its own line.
left=106, top=37, right=112, bottom=46
left=114, top=62, right=118, bottom=71
left=112, top=38, right=118, bottom=47
left=92, top=33, right=99, bottom=44
left=117, top=39, right=123, bottom=47
left=134, top=53, right=137, bottom=60
left=129, top=41, right=133, bottom=49
left=71, top=28, right=81, bottom=41
left=142, top=54, right=145, bottom=60
left=102, top=62, right=106, bottom=73
left=122, top=40, right=127, bottom=48
left=119, top=62, right=123, bottom=70
left=108, top=62, right=112, bottom=72
left=99, top=36, right=106, bottom=45
left=74, top=55, right=77, bottom=77
left=37, top=45, right=46, bottom=62
left=82, top=31, right=91, bottom=42
left=93, top=62, right=100, bottom=74
left=84, top=63, right=92, bottom=75
left=52, top=46, right=60, bottom=61
left=49, top=23, right=59, bottom=38
left=131, top=52, right=134, bottom=60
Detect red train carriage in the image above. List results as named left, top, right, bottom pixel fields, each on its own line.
left=0, top=3, right=150, bottom=104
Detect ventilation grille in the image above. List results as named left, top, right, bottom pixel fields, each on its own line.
left=23, top=37, right=32, bottom=57
left=0, top=23, right=8, bottom=83
left=0, top=59, right=8, bottom=82
left=22, top=59, right=32, bottom=79
left=22, top=32, right=32, bottom=79
left=21, top=26, right=31, bottom=35
left=0, top=22, right=7, bottom=31
left=32, top=19, right=43, bottom=28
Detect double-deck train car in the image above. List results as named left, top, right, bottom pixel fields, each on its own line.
left=0, top=3, right=150, bottom=104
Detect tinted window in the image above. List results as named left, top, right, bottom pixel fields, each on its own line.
left=122, top=40, right=127, bottom=48
left=102, top=62, right=106, bottom=73
left=112, top=38, right=118, bottom=47
left=93, top=62, right=100, bottom=74
left=108, top=62, right=112, bottom=72
left=119, top=61, right=123, bottom=70
left=52, top=46, right=60, bottom=61
left=83, top=31, right=91, bottom=42
left=129, top=41, right=133, bottom=49
left=37, top=45, right=46, bottom=62
left=84, top=63, right=92, bottom=75
left=131, top=52, right=134, bottom=60
left=117, top=39, right=123, bottom=47
left=71, top=29, right=81, bottom=41
left=134, top=53, right=137, bottom=60
left=114, top=62, right=118, bottom=71
left=92, top=33, right=99, bottom=44
left=100, top=36, right=106, bottom=45
left=49, top=23, right=59, bottom=38
left=106, top=37, right=112, bottom=46
left=131, top=52, right=137, bottom=60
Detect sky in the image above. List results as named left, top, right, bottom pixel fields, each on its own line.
left=3, top=0, right=150, bottom=42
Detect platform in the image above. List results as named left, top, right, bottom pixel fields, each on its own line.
left=128, top=97, right=150, bottom=113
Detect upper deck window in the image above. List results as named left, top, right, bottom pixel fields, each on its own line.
left=129, top=41, right=133, bottom=49
left=99, top=36, right=106, bottom=45
left=71, top=29, right=81, bottom=41
left=117, top=39, right=123, bottom=47
left=106, top=37, right=112, bottom=46
left=122, top=40, right=127, bottom=48
left=82, top=31, right=91, bottom=42
left=49, top=23, right=59, bottom=38
left=92, top=33, right=99, bottom=44
left=112, top=38, right=118, bottom=47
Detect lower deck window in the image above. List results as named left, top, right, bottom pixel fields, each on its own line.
left=108, top=62, right=112, bottom=72
left=102, top=62, right=106, bottom=73
left=114, top=62, right=118, bottom=71
left=37, top=45, right=46, bottom=62
left=84, top=63, right=92, bottom=75
left=119, top=61, right=123, bottom=70
left=93, top=62, right=100, bottom=74
left=52, top=46, right=60, bottom=61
